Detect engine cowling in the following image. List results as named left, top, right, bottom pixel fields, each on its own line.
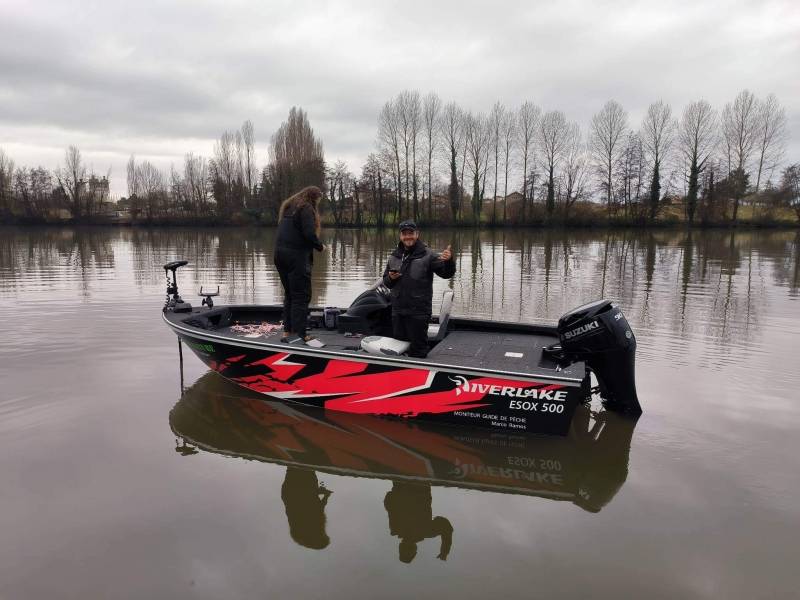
left=336, top=281, right=393, bottom=336
left=557, top=300, right=641, bottom=415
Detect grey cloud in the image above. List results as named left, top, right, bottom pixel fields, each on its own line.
left=1, top=0, right=798, bottom=196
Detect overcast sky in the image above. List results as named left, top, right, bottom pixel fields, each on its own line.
left=1, top=0, right=798, bottom=196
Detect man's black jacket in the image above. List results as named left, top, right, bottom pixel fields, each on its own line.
left=382, top=240, right=456, bottom=316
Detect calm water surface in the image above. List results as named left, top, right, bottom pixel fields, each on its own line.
left=1, top=226, right=799, bottom=599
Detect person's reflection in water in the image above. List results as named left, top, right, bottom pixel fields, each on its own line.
left=384, top=482, right=453, bottom=563
left=281, top=468, right=332, bottom=550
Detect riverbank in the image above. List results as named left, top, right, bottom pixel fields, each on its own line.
left=3, top=198, right=797, bottom=229
left=3, top=215, right=798, bottom=230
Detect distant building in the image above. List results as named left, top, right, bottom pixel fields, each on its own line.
left=80, top=175, right=116, bottom=216
left=504, top=191, right=524, bottom=206
left=478, top=192, right=525, bottom=221
left=86, top=175, right=109, bottom=197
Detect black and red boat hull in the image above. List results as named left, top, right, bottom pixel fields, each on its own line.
left=176, top=332, right=586, bottom=436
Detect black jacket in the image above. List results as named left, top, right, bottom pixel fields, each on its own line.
left=382, top=240, right=456, bottom=316
left=275, top=204, right=323, bottom=253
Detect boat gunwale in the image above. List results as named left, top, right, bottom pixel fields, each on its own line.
left=163, top=310, right=586, bottom=385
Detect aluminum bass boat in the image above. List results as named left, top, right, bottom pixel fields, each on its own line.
left=162, top=260, right=641, bottom=436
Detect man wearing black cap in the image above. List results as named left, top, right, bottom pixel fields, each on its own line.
left=382, top=221, right=455, bottom=358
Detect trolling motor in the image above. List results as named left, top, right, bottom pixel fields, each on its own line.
left=163, top=260, right=192, bottom=313
left=549, top=300, right=641, bottom=415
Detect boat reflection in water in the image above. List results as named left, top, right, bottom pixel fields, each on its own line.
left=170, top=372, right=638, bottom=560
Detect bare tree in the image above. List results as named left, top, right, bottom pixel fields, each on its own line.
left=722, top=89, right=759, bottom=175
left=378, top=98, right=403, bottom=220
left=781, top=164, right=800, bottom=222
left=465, top=112, right=490, bottom=225
left=422, top=92, right=441, bottom=222
left=0, top=149, right=16, bottom=216
left=459, top=126, right=469, bottom=218
left=136, top=160, right=167, bottom=220
left=590, top=100, right=628, bottom=214
left=13, top=168, right=31, bottom=217
left=235, top=129, right=244, bottom=194
left=409, top=93, right=422, bottom=221
left=560, top=123, right=587, bottom=219
left=29, top=166, right=53, bottom=218
left=641, top=100, right=676, bottom=221
left=397, top=90, right=421, bottom=219
left=517, top=101, right=541, bottom=223
left=326, top=160, right=353, bottom=226
left=170, top=165, right=187, bottom=213
left=500, top=110, right=516, bottom=222
left=241, top=120, right=256, bottom=203
left=440, top=101, right=464, bottom=223
left=184, top=153, right=209, bottom=215
left=55, top=145, right=87, bottom=219
left=618, top=132, right=646, bottom=218
left=267, top=107, right=325, bottom=215
left=489, top=102, right=504, bottom=224
left=213, top=131, right=237, bottom=214
left=754, top=93, right=787, bottom=192
left=13, top=166, right=56, bottom=219
left=126, top=155, right=138, bottom=200
left=362, top=153, right=387, bottom=226
left=538, top=110, right=570, bottom=217
left=721, top=90, right=759, bottom=221
left=678, top=100, right=717, bottom=224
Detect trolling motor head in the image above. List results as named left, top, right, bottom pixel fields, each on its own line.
left=556, top=300, right=641, bottom=415
left=163, top=260, right=192, bottom=313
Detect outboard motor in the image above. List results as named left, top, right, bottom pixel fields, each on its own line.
left=557, top=300, right=641, bottom=415
left=336, top=281, right=393, bottom=336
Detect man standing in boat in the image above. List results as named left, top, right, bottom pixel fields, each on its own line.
left=382, top=221, right=455, bottom=358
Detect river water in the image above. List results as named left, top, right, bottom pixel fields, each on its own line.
left=1, top=226, right=798, bottom=599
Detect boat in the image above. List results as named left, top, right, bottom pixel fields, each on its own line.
left=162, top=260, right=641, bottom=436
left=170, top=372, right=638, bottom=512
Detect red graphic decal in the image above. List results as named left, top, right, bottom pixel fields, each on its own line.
left=246, top=353, right=305, bottom=382
left=224, top=352, right=563, bottom=418
left=209, top=354, right=247, bottom=374
left=326, top=376, right=554, bottom=416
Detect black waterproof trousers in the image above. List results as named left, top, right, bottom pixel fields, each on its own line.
left=274, top=247, right=312, bottom=337
left=392, top=314, right=430, bottom=358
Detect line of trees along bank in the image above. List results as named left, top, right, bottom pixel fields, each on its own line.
left=371, top=90, right=796, bottom=227
left=0, top=108, right=326, bottom=226
left=1, top=91, right=798, bottom=227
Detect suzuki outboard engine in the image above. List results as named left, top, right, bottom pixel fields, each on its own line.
left=337, top=281, right=393, bottom=336
left=557, top=300, right=641, bottom=415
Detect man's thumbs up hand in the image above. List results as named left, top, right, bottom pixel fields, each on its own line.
left=441, top=244, right=452, bottom=261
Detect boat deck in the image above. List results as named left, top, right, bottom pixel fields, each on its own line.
left=168, top=305, right=585, bottom=382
